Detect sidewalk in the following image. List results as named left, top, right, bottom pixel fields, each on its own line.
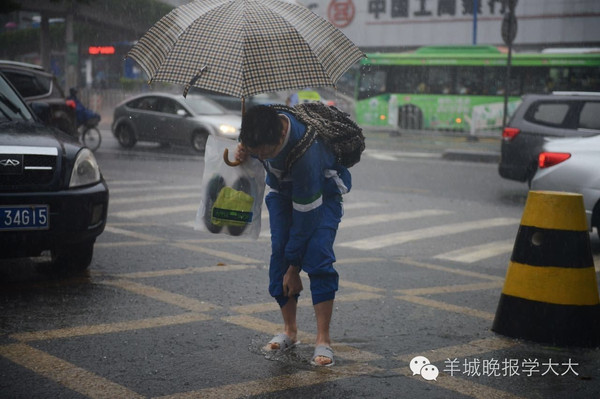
left=364, top=128, right=502, bottom=163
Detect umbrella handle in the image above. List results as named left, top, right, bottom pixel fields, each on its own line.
left=223, top=148, right=241, bottom=167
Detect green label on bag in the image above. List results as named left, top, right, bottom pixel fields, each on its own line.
left=211, top=186, right=254, bottom=226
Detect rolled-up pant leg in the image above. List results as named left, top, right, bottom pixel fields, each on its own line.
left=266, top=192, right=295, bottom=308
left=303, top=198, right=342, bottom=305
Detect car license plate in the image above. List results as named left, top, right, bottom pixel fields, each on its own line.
left=0, top=205, right=49, bottom=231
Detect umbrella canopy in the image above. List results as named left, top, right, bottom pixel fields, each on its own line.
left=127, top=0, right=364, bottom=98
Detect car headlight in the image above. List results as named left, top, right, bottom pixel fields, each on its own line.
left=218, top=124, right=239, bottom=138
left=70, top=148, right=101, bottom=188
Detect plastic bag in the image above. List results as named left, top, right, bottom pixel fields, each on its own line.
left=195, top=135, right=265, bottom=238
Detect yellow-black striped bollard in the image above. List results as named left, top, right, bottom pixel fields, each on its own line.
left=492, top=191, right=600, bottom=347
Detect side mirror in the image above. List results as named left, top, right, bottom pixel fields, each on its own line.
left=30, top=102, right=51, bottom=123
left=176, top=109, right=187, bottom=117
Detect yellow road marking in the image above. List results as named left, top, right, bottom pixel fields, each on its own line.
left=434, top=240, right=514, bottom=263
left=155, top=363, right=384, bottom=399
left=397, top=337, right=518, bottom=363
left=335, top=257, right=385, bottom=265
left=170, top=242, right=262, bottom=264
left=110, top=192, right=200, bottom=205
left=222, top=314, right=382, bottom=362
left=103, top=226, right=165, bottom=242
left=396, top=257, right=504, bottom=281
left=0, top=343, right=145, bottom=399
left=111, top=204, right=199, bottom=218
left=340, top=209, right=452, bottom=229
left=231, top=291, right=384, bottom=315
left=95, top=241, right=157, bottom=248
left=392, top=368, right=526, bottom=399
left=10, top=313, right=210, bottom=342
left=103, top=279, right=220, bottom=312
left=339, top=280, right=387, bottom=292
left=396, top=295, right=496, bottom=321
left=116, top=264, right=254, bottom=279
left=396, top=281, right=503, bottom=296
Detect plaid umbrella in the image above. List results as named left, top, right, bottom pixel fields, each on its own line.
left=127, top=0, right=364, bottom=98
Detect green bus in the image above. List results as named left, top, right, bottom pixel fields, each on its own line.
left=355, top=46, right=600, bottom=132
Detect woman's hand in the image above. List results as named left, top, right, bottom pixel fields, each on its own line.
left=235, top=143, right=248, bottom=163
left=283, top=265, right=303, bottom=297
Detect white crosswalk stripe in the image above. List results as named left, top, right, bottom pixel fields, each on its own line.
left=433, top=240, right=515, bottom=263
left=107, top=183, right=520, bottom=264
left=339, top=218, right=519, bottom=250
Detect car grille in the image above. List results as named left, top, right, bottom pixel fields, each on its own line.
left=0, top=148, right=58, bottom=188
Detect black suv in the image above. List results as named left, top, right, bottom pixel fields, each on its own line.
left=499, top=92, right=600, bottom=184
left=0, top=60, right=77, bottom=136
left=0, top=71, right=108, bottom=272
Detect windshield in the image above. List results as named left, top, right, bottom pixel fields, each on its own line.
left=183, top=96, right=226, bottom=115
left=0, top=75, right=34, bottom=121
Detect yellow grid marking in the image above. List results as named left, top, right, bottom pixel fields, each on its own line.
left=396, top=281, right=503, bottom=296
left=222, top=314, right=383, bottom=362
left=103, top=279, right=221, bottom=312
left=155, top=363, right=384, bottom=399
left=397, top=337, right=518, bottom=363
left=103, top=226, right=165, bottom=242
left=396, top=257, right=504, bottom=281
left=10, top=313, right=210, bottom=342
left=170, top=242, right=262, bottom=264
left=396, top=295, right=496, bottom=321
left=115, top=264, right=254, bottom=279
left=95, top=241, right=157, bottom=248
left=0, top=343, right=145, bottom=399
left=392, top=368, right=526, bottom=399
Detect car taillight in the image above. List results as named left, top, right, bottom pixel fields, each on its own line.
left=502, top=127, right=520, bottom=141
left=66, top=99, right=76, bottom=109
left=538, top=152, right=571, bottom=168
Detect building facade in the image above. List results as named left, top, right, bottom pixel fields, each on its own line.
left=299, top=0, right=600, bottom=52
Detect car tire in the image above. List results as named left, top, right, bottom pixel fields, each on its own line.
left=52, top=240, right=94, bottom=272
left=191, top=131, right=209, bottom=153
left=398, top=105, right=423, bottom=130
left=116, top=124, right=137, bottom=148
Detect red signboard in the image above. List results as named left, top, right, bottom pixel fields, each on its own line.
left=88, top=46, right=115, bottom=55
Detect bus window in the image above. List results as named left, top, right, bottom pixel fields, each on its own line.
left=456, top=67, right=483, bottom=95
left=520, top=67, right=548, bottom=94
left=428, top=66, right=453, bottom=94
left=482, top=67, right=505, bottom=95
left=358, top=66, right=387, bottom=100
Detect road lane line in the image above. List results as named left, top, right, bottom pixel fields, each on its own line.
left=222, top=314, right=382, bottom=362
left=339, top=217, right=519, bottom=250
left=395, top=258, right=504, bottom=281
left=434, top=240, right=514, bottom=263
left=115, top=264, right=255, bottom=279
left=103, top=279, right=221, bottom=312
left=108, top=185, right=197, bottom=194
left=103, top=226, right=165, bottom=242
left=396, top=281, right=503, bottom=296
left=110, top=192, right=200, bottom=205
left=396, top=295, right=496, bottom=321
left=0, top=343, right=146, bottom=399
left=95, top=241, right=157, bottom=248
left=111, top=204, right=199, bottom=219
left=10, top=313, right=210, bottom=342
left=170, top=242, right=262, bottom=264
left=340, top=209, right=452, bottom=229
left=155, top=363, right=384, bottom=399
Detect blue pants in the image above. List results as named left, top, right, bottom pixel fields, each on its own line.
left=266, top=192, right=341, bottom=307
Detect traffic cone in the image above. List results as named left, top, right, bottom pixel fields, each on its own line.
left=492, top=190, right=600, bottom=347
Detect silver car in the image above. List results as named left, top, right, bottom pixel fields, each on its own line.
left=111, top=92, right=240, bottom=152
left=531, top=134, right=600, bottom=239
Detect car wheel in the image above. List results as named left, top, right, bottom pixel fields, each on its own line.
left=191, top=131, right=209, bottom=153
left=398, top=105, right=423, bottom=130
left=117, top=124, right=137, bottom=148
left=52, top=240, right=94, bottom=272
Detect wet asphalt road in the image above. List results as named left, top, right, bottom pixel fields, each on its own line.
left=1, top=130, right=600, bottom=399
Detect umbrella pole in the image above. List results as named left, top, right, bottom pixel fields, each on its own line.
left=241, top=96, right=245, bottom=115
